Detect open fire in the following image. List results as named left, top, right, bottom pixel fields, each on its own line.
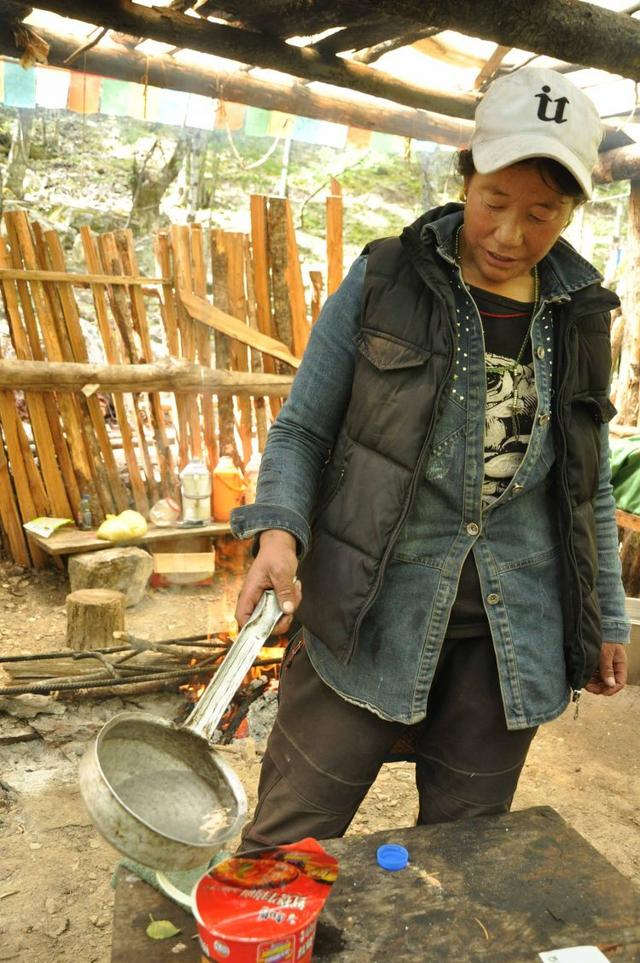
left=179, top=633, right=285, bottom=740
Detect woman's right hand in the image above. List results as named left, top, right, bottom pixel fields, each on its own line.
left=235, top=529, right=302, bottom=634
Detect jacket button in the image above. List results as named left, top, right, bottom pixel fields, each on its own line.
left=536, top=346, right=545, bottom=359
left=513, top=483, right=524, bottom=493
left=487, top=593, right=501, bottom=605
left=538, top=413, right=550, bottom=426
left=466, top=522, right=480, bottom=536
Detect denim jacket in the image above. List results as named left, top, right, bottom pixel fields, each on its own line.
left=232, top=209, right=630, bottom=729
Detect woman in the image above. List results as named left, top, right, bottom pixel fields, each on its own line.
left=231, top=68, right=629, bottom=849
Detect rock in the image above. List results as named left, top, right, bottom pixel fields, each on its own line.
left=0, top=694, right=66, bottom=719
left=45, top=897, right=61, bottom=915
left=42, top=915, right=69, bottom=939
left=68, top=547, right=153, bottom=607
left=0, top=721, right=39, bottom=746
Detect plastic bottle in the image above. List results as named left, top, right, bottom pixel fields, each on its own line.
left=79, top=493, right=92, bottom=531
left=212, top=456, right=246, bottom=522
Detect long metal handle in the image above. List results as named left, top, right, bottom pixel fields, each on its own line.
left=183, top=591, right=282, bottom=742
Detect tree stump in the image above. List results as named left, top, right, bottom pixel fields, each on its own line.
left=66, top=588, right=125, bottom=651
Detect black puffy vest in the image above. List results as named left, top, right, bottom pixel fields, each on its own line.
left=297, top=208, right=618, bottom=690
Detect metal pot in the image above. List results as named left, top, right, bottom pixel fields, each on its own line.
left=79, top=591, right=282, bottom=871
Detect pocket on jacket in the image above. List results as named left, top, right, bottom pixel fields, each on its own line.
left=356, top=329, right=431, bottom=370
left=571, top=392, right=616, bottom=425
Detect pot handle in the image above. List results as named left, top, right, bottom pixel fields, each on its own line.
left=182, top=590, right=283, bottom=743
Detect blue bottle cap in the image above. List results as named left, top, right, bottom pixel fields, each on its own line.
left=376, top=843, right=409, bottom=871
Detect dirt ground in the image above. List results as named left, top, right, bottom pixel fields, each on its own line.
left=0, top=558, right=639, bottom=962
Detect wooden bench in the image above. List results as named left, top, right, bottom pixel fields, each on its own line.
left=25, top=521, right=231, bottom=558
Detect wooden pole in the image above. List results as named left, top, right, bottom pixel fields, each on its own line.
left=154, top=231, right=191, bottom=470
left=243, top=233, right=269, bottom=451
left=0, top=236, right=75, bottom=521
left=81, top=227, right=149, bottom=516
left=594, top=145, right=640, bottom=186
left=210, top=230, right=240, bottom=461
left=250, top=195, right=281, bottom=419
left=3, top=210, right=106, bottom=519
left=266, top=199, right=294, bottom=358
left=0, top=24, right=473, bottom=148
left=39, top=226, right=130, bottom=513
left=326, top=178, right=344, bottom=297
left=114, top=229, right=178, bottom=500
left=310, top=270, right=324, bottom=324
left=20, top=0, right=480, bottom=116
left=222, top=231, right=253, bottom=465
left=96, top=231, right=159, bottom=504
left=615, top=180, right=640, bottom=427
left=171, top=224, right=204, bottom=461
left=283, top=202, right=310, bottom=359
left=0, top=420, right=30, bottom=567
left=618, top=180, right=640, bottom=592
left=190, top=224, right=218, bottom=473
left=0, top=358, right=294, bottom=394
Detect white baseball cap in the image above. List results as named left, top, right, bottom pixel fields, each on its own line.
left=471, top=67, right=603, bottom=199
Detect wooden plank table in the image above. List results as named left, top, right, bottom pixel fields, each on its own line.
left=26, top=521, right=232, bottom=557
left=111, top=806, right=640, bottom=962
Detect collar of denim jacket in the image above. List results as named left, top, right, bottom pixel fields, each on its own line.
left=406, top=202, right=604, bottom=304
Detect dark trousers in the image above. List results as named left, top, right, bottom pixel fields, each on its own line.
left=240, top=634, right=537, bottom=850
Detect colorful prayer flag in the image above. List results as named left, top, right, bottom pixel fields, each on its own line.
left=347, top=126, right=372, bottom=149
left=292, top=116, right=347, bottom=148
left=215, top=101, right=246, bottom=131
left=244, top=106, right=270, bottom=137
left=185, top=92, right=216, bottom=130
left=370, top=131, right=404, bottom=155
left=35, top=66, right=70, bottom=109
left=268, top=111, right=294, bottom=137
left=100, top=78, right=131, bottom=116
left=3, top=62, right=36, bottom=109
left=67, top=72, right=101, bottom=114
left=146, top=87, right=190, bottom=127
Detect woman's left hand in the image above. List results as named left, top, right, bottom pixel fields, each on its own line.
left=585, top=642, right=627, bottom=696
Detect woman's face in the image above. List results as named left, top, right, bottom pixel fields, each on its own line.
left=462, top=163, right=575, bottom=287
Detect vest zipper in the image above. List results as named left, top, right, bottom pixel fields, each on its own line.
left=351, top=292, right=456, bottom=646
left=556, top=318, right=587, bottom=690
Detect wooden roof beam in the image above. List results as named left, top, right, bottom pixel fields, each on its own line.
left=312, top=17, right=415, bottom=56
left=353, top=28, right=441, bottom=65
left=0, top=21, right=474, bottom=146
left=23, top=0, right=478, bottom=119
left=594, top=143, right=640, bottom=184
left=373, top=0, right=640, bottom=82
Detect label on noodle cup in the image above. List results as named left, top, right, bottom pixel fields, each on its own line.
left=193, top=838, right=338, bottom=962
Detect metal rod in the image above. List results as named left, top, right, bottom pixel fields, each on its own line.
left=0, top=663, right=222, bottom=697
left=0, top=636, right=229, bottom=663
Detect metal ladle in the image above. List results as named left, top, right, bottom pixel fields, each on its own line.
left=79, top=591, right=282, bottom=871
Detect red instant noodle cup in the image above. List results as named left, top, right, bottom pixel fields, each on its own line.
left=193, top=838, right=338, bottom=963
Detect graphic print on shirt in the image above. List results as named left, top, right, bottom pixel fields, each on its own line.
left=483, top=354, right=536, bottom=501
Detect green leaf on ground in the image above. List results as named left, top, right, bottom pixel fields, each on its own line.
left=146, top=918, right=182, bottom=940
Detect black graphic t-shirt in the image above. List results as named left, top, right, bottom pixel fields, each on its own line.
left=446, top=286, right=536, bottom=639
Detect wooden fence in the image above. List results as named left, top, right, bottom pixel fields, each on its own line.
left=0, top=191, right=344, bottom=568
